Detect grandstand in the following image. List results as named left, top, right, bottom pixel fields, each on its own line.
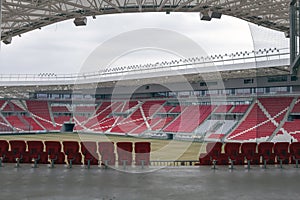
left=0, top=47, right=297, bottom=143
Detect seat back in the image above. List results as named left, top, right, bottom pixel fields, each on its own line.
left=258, top=142, right=274, bottom=159
left=98, top=142, right=114, bottom=155
left=206, top=142, right=223, bottom=159
left=135, top=142, right=151, bottom=153
left=45, top=141, right=61, bottom=155
left=98, top=142, right=115, bottom=165
left=225, top=143, right=241, bottom=157
left=135, top=142, right=151, bottom=166
left=81, top=141, right=97, bottom=155
left=274, top=142, right=289, bottom=157
left=290, top=142, right=300, bottom=159
left=63, top=141, right=79, bottom=156
left=241, top=142, right=257, bottom=158
left=81, top=141, right=98, bottom=164
left=27, top=141, right=44, bottom=157
left=0, top=140, right=9, bottom=156
left=117, top=142, right=133, bottom=153
left=10, top=140, right=26, bottom=157
left=117, top=142, right=133, bottom=165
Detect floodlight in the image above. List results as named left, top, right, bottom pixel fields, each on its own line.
left=284, top=32, right=290, bottom=38
left=199, top=12, right=211, bottom=21
left=3, top=36, right=12, bottom=45
left=208, top=11, right=222, bottom=19
left=73, top=17, right=87, bottom=26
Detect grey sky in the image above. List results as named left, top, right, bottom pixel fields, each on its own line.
left=0, top=13, right=288, bottom=74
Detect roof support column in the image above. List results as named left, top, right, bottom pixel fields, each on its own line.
left=290, top=0, right=300, bottom=76
left=0, top=0, right=2, bottom=41
left=290, top=0, right=296, bottom=64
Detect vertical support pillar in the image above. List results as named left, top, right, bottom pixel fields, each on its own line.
left=290, top=0, right=296, bottom=66
left=0, top=0, right=2, bottom=41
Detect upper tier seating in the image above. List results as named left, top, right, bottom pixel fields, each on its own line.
left=227, top=103, right=277, bottom=141
left=214, top=105, right=233, bottom=113
left=164, top=105, right=213, bottom=133
left=259, top=97, right=293, bottom=123
left=231, top=105, right=249, bottom=113
left=26, top=100, right=56, bottom=130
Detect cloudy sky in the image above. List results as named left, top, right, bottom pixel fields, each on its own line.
left=0, top=12, right=288, bottom=74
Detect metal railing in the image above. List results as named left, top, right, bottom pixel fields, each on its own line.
left=0, top=48, right=290, bottom=84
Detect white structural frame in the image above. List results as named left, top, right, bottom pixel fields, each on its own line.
left=0, top=0, right=290, bottom=41
left=0, top=47, right=290, bottom=86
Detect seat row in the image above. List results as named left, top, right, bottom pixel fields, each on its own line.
left=199, top=142, right=300, bottom=169
left=0, top=140, right=151, bottom=168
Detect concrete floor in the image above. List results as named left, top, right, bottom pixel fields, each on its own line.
left=0, top=164, right=300, bottom=200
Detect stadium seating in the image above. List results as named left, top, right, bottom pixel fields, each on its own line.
left=214, top=105, right=233, bottom=113
left=45, top=141, right=65, bottom=167
left=6, top=115, right=30, bottom=131
left=26, top=100, right=57, bottom=131
left=2, top=101, right=24, bottom=112
left=117, top=142, right=133, bottom=166
left=27, top=141, right=48, bottom=167
left=150, top=117, right=173, bottom=131
left=98, top=142, right=115, bottom=166
left=51, top=106, right=69, bottom=113
left=199, top=142, right=299, bottom=169
left=224, top=142, right=243, bottom=168
left=258, top=142, right=275, bottom=168
left=1, top=97, right=300, bottom=142
left=241, top=142, right=260, bottom=168
left=290, top=142, right=300, bottom=168
left=23, top=116, right=44, bottom=131
left=7, top=140, right=27, bottom=167
left=135, top=142, right=151, bottom=166
left=81, top=141, right=99, bottom=168
left=259, top=97, right=293, bottom=124
left=228, top=104, right=276, bottom=141
left=199, top=142, right=227, bottom=168
left=231, top=104, right=249, bottom=113
left=273, top=142, right=290, bottom=168
left=0, top=117, right=13, bottom=132
left=164, top=105, right=213, bottom=133
left=0, top=140, right=9, bottom=166
left=63, top=141, right=82, bottom=167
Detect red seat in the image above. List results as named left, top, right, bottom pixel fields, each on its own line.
left=81, top=141, right=99, bottom=166
left=258, top=142, right=275, bottom=167
left=0, top=140, right=9, bottom=165
left=27, top=141, right=48, bottom=166
left=63, top=141, right=82, bottom=166
left=135, top=142, right=151, bottom=166
left=200, top=142, right=225, bottom=167
left=117, top=142, right=133, bottom=166
left=45, top=141, right=65, bottom=166
left=290, top=142, right=300, bottom=168
left=7, top=140, right=28, bottom=166
left=199, top=153, right=211, bottom=165
left=225, top=143, right=244, bottom=167
left=241, top=142, right=260, bottom=167
left=98, top=142, right=115, bottom=166
left=274, top=142, right=290, bottom=167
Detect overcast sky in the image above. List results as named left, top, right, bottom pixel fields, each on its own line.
left=0, top=12, right=288, bottom=74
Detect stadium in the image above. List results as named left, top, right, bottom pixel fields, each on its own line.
left=1, top=0, right=300, bottom=199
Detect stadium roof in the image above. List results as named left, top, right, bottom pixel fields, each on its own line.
left=1, top=0, right=289, bottom=41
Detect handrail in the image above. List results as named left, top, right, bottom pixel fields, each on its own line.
left=0, top=47, right=290, bottom=83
